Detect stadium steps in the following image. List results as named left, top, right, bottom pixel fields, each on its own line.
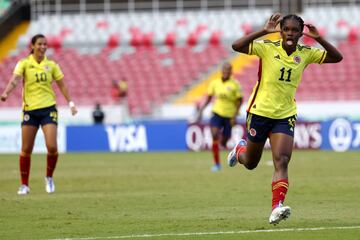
left=172, top=33, right=280, bottom=105
left=172, top=53, right=257, bottom=104
left=0, top=21, right=29, bottom=62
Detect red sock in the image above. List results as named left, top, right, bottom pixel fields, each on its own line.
left=272, top=179, right=289, bottom=209
left=19, top=155, right=31, bottom=186
left=46, top=153, right=58, bottom=177
left=212, top=140, right=220, bottom=165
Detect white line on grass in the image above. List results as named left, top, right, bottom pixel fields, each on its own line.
left=50, top=225, right=360, bottom=240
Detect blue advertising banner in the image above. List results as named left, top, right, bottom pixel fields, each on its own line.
left=64, top=118, right=360, bottom=152
left=66, top=120, right=188, bottom=152
left=321, top=118, right=360, bottom=151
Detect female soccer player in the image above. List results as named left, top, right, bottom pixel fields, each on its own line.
left=227, top=13, right=342, bottom=224
left=198, top=62, right=243, bottom=172
left=1, top=34, right=78, bottom=195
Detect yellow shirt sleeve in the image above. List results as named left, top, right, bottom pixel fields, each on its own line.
left=249, top=40, right=267, bottom=58
left=308, top=47, right=327, bottom=64
left=207, top=80, right=215, bottom=96
left=52, top=63, right=64, bottom=81
left=236, top=83, right=243, bottom=99
left=13, top=59, right=26, bottom=76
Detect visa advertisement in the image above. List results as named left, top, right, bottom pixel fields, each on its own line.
left=65, top=118, right=360, bottom=152
left=66, top=120, right=187, bottom=152
left=0, top=118, right=359, bottom=153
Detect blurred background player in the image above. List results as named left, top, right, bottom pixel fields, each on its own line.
left=110, top=78, right=129, bottom=123
left=228, top=13, right=343, bottom=224
left=0, top=33, right=78, bottom=195
left=110, top=78, right=128, bottom=101
left=198, top=62, right=243, bottom=172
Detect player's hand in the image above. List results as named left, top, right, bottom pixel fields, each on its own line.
left=264, top=13, right=282, bottom=33
left=230, top=117, right=236, bottom=127
left=194, top=109, right=203, bottom=123
left=303, top=24, right=320, bottom=39
left=70, top=106, right=78, bottom=116
left=0, top=93, right=7, bottom=102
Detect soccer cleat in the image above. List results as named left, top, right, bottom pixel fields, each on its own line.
left=227, top=139, right=247, bottom=167
left=17, top=184, right=30, bottom=195
left=269, top=203, right=291, bottom=225
left=211, top=164, right=221, bottom=172
left=45, top=177, right=55, bottom=193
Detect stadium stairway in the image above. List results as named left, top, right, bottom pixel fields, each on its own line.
left=0, top=21, right=29, bottom=62
left=172, top=53, right=257, bottom=105
left=172, top=33, right=280, bottom=105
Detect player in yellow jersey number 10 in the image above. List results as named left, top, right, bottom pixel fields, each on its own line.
left=1, top=34, right=78, bottom=195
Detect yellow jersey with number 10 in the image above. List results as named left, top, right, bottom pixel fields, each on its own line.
left=14, top=54, right=64, bottom=111
left=246, top=39, right=326, bottom=119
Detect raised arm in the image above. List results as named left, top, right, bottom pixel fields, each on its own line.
left=232, top=13, right=282, bottom=54
left=1, top=74, right=22, bottom=102
left=304, top=24, right=343, bottom=63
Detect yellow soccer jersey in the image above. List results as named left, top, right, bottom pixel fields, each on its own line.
left=246, top=39, right=326, bottom=119
left=208, top=77, right=243, bottom=118
left=14, top=55, right=64, bottom=111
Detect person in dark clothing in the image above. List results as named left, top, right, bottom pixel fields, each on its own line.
left=92, top=102, right=105, bottom=124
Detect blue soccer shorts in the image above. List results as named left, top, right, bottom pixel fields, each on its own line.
left=246, top=112, right=297, bottom=142
left=22, top=105, right=58, bottom=127
left=210, top=112, right=232, bottom=138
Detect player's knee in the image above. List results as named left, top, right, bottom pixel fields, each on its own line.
left=21, top=146, right=33, bottom=155
left=243, top=161, right=258, bottom=170
left=47, top=145, right=58, bottom=155
left=20, top=150, right=32, bottom=157
left=275, top=154, right=290, bottom=170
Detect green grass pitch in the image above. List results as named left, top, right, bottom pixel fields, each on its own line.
left=0, top=150, right=360, bottom=240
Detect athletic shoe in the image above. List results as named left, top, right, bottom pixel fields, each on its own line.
left=269, top=203, right=291, bottom=225
left=17, top=184, right=30, bottom=195
left=211, top=164, right=221, bottom=172
left=227, top=139, right=247, bottom=167
left=45, top=177, right=55, bottom=193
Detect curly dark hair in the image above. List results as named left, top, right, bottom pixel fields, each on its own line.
left=280, top=14, right=304, bottom=32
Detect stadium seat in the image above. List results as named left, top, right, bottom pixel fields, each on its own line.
left=2, top=7, right=360, bottom=116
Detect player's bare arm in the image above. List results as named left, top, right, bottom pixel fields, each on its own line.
left=198, top=95, right=212, bottom=113
left=55, top=79, right=78, bottom=115
left=303, top=24, right=343, bottom=63
left=1, top=74, right=22, bottom=101
left=231, top=97, right=242, bottom=126
left=232, top=13, right=282, bottom=54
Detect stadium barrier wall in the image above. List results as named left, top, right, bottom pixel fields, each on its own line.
left=0, top=118, right=359, bottom=153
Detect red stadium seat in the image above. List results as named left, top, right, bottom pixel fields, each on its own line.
left=107, top=33, right=120, bottom=49
left=164, top=32, right=176, bottom=47
left=348, top=27, right=359, bottom=44
left=209, top=31, right=222, bottom=46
